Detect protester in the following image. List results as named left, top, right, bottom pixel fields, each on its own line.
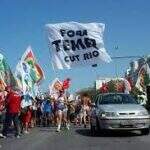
left=50, top=97, right=56, bottom=125
left=74, top=101, right=82, bottom=126
left=36, top=102, right=43, bottom=126
left=31, top=101, right=37, bottom=127
left=41, top=97, right=52, bottom=127
left=55, top=91, right=70, bottom=132
left=0, top=90, right=7, bottom=138
left=80, top=93, right=91, bottom=128
left=67, top=98, right=76, bottom=123
left=21, top=106, right=32, bottom=134
left=2, top=86, right=21, bottom=138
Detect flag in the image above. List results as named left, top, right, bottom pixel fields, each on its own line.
left=0, top=79, right=6, bottom=91
left=0, top=91, right=7, bottom=111
left=15, top=61, right=34, bottom=96
left=63, top=78, right=71, bottom=90
left=135, top=63, right=150, bottom=92
left=123, top=79, right=131, bottom=94
left=15, top=61, right=37, bottom=107
left=45, top=22, right=112, bottom=69
left=49, top=78, right=63, bottom=99
left=21, top=46, right=44, bottom=83
left=0, top=53, right=17, bottom=91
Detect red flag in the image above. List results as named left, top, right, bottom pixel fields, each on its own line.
left=63, top=78, right=71, bottom=90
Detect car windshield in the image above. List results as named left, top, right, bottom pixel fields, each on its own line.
left=99, top=94, right=138, bottom=105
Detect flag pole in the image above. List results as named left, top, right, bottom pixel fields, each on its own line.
left=52, top=62, right=60, bottom=79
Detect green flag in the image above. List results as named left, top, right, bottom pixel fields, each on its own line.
left=0, top=53, right=17, bottom=91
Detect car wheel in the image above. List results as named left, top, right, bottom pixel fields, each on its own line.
left=90, top=124, right=97, bottom=136
left=141, top=128, right=150, bottom=135
left=96, top=117, right=103, bottom=134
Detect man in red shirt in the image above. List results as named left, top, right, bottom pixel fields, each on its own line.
left=2, top=86, right=21, bottom=138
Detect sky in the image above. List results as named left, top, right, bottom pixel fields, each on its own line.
left=0, top=0, right=150, bottom=93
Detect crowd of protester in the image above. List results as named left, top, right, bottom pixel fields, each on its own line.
left=0, top=86, right=92, bottom=138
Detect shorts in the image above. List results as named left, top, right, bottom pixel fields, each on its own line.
left=22, top=111, right=32, bottom=124
left=79, top=112, right=84, bottom=118
left=87, top=110, right=91, bottom=116
left=56, top=103, right=66, bottom=111
left=43, top=112, right=51, bottom=118
left=36, top=109, right=42, bottom=118
left=83, top=105, right=90, bottom=112
left=32, top=110, right=37, bottom=118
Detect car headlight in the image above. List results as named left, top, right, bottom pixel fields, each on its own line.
left=137, top=111, right=149, bottom=116
left=100, top=112, right=118, bottom=117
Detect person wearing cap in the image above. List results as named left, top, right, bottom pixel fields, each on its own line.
left=2, top=86, right=21, bottom=138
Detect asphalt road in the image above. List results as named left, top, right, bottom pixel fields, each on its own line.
left=0, top=126, right=150, bottom=150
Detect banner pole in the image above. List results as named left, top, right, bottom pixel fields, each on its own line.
left=51, top=60, right=59, bottom=78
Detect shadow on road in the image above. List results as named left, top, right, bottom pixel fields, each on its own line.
left=75, top=129, right=141, bottom=137
left=38, top=127, right=56, bottom=132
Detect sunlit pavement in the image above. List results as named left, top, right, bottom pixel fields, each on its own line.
left=0, top=126, right=150, bottom=150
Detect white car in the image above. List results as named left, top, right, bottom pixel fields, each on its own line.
left=90, top=93, right=150, bottom=135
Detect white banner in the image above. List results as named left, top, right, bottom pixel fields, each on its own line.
left=45, top=22, right=111, bottom=69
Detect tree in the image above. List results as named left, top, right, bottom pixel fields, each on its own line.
left=76, top=86, right=98, bottom=102
left=144, top=73, right=150, bottom=86
left=107, top=80, right=116, bottom=92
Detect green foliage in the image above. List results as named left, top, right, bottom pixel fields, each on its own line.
left=107, top=80, right=116, bottom=92
left=130, top=86, right=143, bottom=99
left=76, top=87, right=98, bottom=102
left=144, top=73, right=150, bottom=86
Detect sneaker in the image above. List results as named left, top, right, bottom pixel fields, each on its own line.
left=56, top=124, right=61, bottom=132
left=16, top=135, right=21, bottom=138
left=56, top=128, right=61, bottom=132
left=66, top=124, right=70, bottom=130
left=0, top=133, right=6, bottom=138
left=84, top=124, right=87, bottom=128
left=24, top=130, right=29, bottom=134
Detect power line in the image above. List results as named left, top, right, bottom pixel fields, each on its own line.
left=92, top=55, right=143, bottom=67
left=111, top=56, right=143, bottom=59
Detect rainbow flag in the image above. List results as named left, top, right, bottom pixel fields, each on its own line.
left=21, top=46, right=44, bottom=84
left=0, top=53, right=17, bottom=91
